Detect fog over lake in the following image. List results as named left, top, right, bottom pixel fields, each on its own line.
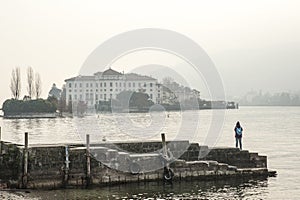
left=1, top=1, right=300, bottom=105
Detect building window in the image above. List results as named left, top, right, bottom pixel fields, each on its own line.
left=86, top=93, right=89, bottom=100
left=104, top=82, right=106, bottom=87
left=74, top=94, right=77, bottom=100
left=80, top=94, right=82, bottom=100
left=104, top=94, right=106, bottom=100
left=110, top=94, right=112, bottom=99
left=158, top=94, right=160, bottom=98
left=96, top=89, right=98, bottom=92
left=86, top=83, right=89, bottom=87
left=100, top=94, right=103, bottom=99
left=79, top=83, right=82, bottom=88
left=150, top=94, right=153, bottom=99
left=128, top=82, right=131, bottom=87
left=75, top=83, right=77, bottom=88
left=119, top=82, right=121, bottom=87
left=115, top=82, right=118, bottom=87
left=90, top=83, right=93, bottom=87
left=144, top=83, right=146, bottom=87
left=100, top=82, right=102, bottom=87
left=110, top=82, right=113, bottom=87
left=110, top=89, right=113, bottom=91
left=104, top=89, right=106, bottom=92
left=69, top=89, right=72, bottom=92
left=96, top=83, right=98, bottom=87
left=150, top=83, right=153, bottom=87
left=69, top=95, right=72, bottom=100
left=69, top=83, right=72, bottom=88
left=133, top=83, right=135, bottom=87
left=138, top=83, right=141, bottom=87
left=96, top=94, right=98, bottom=101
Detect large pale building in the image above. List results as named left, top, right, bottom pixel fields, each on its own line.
left=65, top=68, right=159, bottom=107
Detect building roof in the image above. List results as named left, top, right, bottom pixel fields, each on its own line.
left=161, top=85, right=173, bottom=93
left=65, top=76, right=95, bottom=82
left=125, top=73, right=156, bottom=81
left=102, top=68, right=123, bottom=76
left=65, top=69, right=156, bottom=82
left=93, top=72, right=103, bottom=76
left=93, top=68, right=123, bottom=78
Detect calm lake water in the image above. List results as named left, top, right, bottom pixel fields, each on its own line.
left=1, top=106, right=300, bottom=199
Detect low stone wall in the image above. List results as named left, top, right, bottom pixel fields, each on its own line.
left=0, top=142, right=22, bottom=182
left=0, top=140, right=272, bottom=189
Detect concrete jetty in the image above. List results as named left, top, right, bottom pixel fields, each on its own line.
left=0, top=134, right=276, bottom=189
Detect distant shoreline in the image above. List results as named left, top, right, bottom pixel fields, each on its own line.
left=2, top=113, right=57, bottom=119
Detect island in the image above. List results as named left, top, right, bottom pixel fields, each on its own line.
left=1, top=98, right=57, bottom=119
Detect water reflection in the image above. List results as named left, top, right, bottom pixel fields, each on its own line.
left=11, top=119, right=21, bottom=130
left=30, top=177, right=269, bottom=199
left=9, top=119, right=22, bottom=143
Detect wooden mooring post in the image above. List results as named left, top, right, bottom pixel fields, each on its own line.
left=22, top=132, right=29, bottom=188
left=63, top=145, right=70, bottom=187
left=161, top=133, right=167, bottom=157
left=86, top=134, right=91, bottom=187
left=161, top=133, right=174, bottom=183
left=0, top=126, right=2, bottom=154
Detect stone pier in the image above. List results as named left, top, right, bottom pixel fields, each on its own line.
left=0, top=140, right=276, bottom=189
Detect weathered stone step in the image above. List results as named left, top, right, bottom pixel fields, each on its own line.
left=170, top=160, right=241, bottom=177
left=71, top=146, right=165, bottom=173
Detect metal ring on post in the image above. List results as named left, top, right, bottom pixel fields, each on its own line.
left=163, top=168, right=174, bottom=181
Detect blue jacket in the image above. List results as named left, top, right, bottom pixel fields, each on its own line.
left=234, top=127, right=243, bottom=138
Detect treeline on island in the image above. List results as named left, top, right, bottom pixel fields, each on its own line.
left=2, top=99, right=56, bottom=115
left=1, top=66, right=58, bottom=117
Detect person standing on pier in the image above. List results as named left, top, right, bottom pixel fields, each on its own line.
left=234, top=121, right=243, bottom=150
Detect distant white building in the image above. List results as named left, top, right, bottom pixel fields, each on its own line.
left=156, top=84, right=177, bottom=105
left=65, top=68, right=158, bottom=107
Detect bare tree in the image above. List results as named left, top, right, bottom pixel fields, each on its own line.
left=10, top=67, right=21, bottom=99
left=35, top=72, right=42, bottom=99
left=27, top=66, right=35, bottom=99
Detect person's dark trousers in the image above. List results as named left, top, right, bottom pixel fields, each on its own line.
left=236, top=137, right=242, bottom=150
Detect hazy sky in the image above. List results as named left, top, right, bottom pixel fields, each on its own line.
left=1, top=0, right=300, bottom=105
